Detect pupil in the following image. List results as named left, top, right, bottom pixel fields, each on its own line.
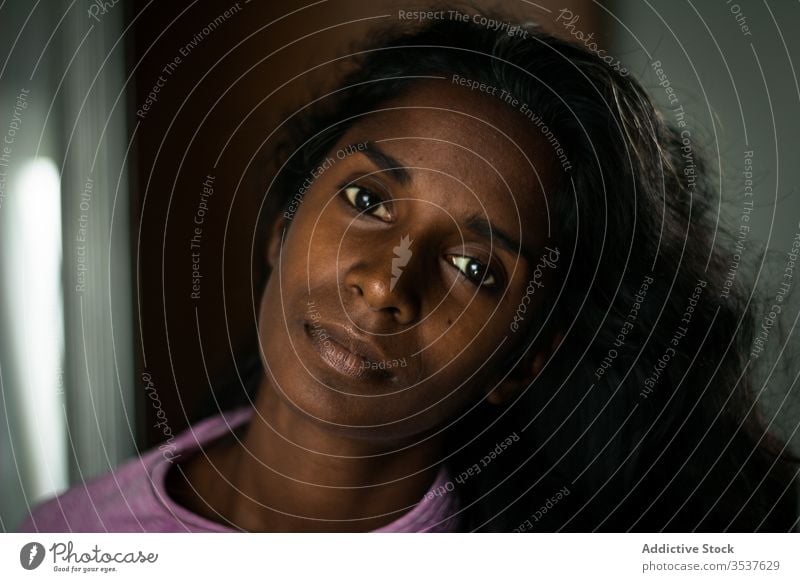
left=467, top=260, right=482, bottom=279
left=357, top=191, right=374, bottom=210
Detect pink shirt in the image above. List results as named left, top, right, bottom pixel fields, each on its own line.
left=18, top=407, right=460, bottom=533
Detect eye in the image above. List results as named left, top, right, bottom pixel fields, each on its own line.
left=341, top=184, right=392, bottom=221
left=447, top=255, right=497, bottom=288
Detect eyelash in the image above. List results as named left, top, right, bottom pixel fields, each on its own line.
left=340, top=183, right=393, bottom=221
left=338, top=183, right=500, bottom=290
left=445, top=255, right=497, bottom=289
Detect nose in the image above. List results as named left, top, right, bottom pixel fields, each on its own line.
left=343, top=234, right=422, bottom=325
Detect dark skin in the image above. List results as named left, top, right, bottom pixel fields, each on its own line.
left=167, top=82, right=561, bottom=531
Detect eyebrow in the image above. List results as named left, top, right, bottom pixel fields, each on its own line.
left=465, top=214, right=534, bottom=266
left=358, top=142, right=413, bottom=186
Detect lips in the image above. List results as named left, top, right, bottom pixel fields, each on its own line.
left=303, top=320, right=392, bottom=381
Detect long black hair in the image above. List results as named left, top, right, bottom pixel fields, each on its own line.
left=225, top=9, right=798, bottom=532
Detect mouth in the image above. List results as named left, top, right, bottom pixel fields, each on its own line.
left=303, top=320, right=393, bottom=382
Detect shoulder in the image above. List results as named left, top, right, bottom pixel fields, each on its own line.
left=17, top=407, right=252, bottom=533
left=17, top=454, right=159, bottom=533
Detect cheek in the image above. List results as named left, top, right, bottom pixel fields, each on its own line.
left=444, top=300, right=515, bottom=355
left=414, top=317, right=510, bottom=402
left=289, top=210, right=352, bottom=277
left=428, top=302, right=522, bottom=389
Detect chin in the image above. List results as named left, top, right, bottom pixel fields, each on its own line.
left=268, top=364, right=450, bottom=443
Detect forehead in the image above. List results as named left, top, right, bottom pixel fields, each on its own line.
left=334, top=81, right=557, bottom=244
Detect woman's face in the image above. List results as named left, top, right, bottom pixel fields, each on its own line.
left=258, top=81, right=557, bottom=442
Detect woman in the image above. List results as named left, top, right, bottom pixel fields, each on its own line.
left=21, top=10, right=798, bottom=532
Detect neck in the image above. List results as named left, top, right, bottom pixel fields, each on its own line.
left=200, top=374, right=446, bottom=532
